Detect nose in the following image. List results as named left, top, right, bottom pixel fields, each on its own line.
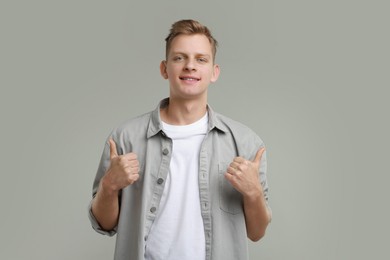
left=184, top=59, right=196, bottom=71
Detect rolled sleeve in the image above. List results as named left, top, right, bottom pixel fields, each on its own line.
left=256, top=141, right=272, bottom=222
left=88, top=198, right=117, bottom=237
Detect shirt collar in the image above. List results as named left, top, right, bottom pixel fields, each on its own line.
left=147, top=98, right=228, bottom=138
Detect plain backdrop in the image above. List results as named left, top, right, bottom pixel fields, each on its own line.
left=1, top=0, right=389, bottom=259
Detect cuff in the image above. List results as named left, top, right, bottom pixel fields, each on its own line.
left=88, top=199, right=117, bottom=237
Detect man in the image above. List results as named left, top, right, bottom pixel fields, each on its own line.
left=89, top=19, right=271, bottom=260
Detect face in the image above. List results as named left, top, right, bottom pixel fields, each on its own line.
left=160, top=34, right=220, bottom=101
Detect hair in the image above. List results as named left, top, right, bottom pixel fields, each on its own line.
left=165, top=19, right=218, bottom=62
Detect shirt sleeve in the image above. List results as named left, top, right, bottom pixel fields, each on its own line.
left=88, top=198, right=117, bottom=236
left=87, top=136, right=119, bottom=236
left=258, top=147, right=272, bottom=221
left=248, top=133, right=272, bottom=221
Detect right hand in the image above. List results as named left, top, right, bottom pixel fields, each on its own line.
left=103, top=138, right=140, bottom=191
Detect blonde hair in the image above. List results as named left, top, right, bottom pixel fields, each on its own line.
left=165, top=19, right=218, bottom=62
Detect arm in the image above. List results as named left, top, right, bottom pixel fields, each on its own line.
left=225, top=148, right=271, bottom=241
left=242, top=182, right=271, bottom=241
left=91, top=139, right=140, bottom=231
left=91, top=176, right=121, bottom=231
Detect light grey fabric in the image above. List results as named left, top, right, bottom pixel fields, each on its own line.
left=88, top=98, right=270, bottom=260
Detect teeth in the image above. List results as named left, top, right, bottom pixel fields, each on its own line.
left=182, top=77, right=198, bottom=81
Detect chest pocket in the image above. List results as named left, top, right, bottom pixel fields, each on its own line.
left=218, top=162, right=243, bottom=215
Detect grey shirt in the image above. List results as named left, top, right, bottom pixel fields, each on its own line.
left=89, top=98, right=270, bottom=260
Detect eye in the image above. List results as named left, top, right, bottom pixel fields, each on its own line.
left=173, top=56, right=184, bottom=62
left=197, top=57, right=208, bottom=63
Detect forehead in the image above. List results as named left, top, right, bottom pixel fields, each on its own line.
left=168, top=34, right=213, bottom=56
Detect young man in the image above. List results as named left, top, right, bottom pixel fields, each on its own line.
left=89, top=19, right=271, bottom=260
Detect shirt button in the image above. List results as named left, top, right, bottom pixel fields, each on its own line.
left=157, top=178, right=164, bottom=184
left=162, top=148, right=169, bottom=155
left=150, top=207, right=156, bottom=213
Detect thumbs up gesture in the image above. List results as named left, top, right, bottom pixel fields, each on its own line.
left=103, top=138, right=140, bottom=191
left=225, top=148, right=265, bottom=197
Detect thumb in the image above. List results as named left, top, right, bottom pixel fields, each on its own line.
left=109, top=138, right=118, bottom=159
left=253, top=147, right=265, bottom=165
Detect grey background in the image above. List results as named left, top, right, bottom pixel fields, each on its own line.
left=1, top=0, right=389, bottom=259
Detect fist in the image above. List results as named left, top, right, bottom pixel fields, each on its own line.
left=103, top=138, right=140, bottom=191
left=225, top=147, right=265, bottom=197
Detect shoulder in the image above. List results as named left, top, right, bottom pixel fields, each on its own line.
left=215, top=112, right=261, bottom=140
left=111, top=111, right=152, bottom=139
left=213, top=112, right=265, bottom=158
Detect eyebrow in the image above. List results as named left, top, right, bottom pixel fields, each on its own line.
left=170, top=52, right=211, bottom=58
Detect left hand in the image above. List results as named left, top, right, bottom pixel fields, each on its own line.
left=225, top=148, right=265, bottom=198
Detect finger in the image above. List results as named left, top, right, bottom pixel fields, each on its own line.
left=109, top=138, right=118, bottom=160
left=227, top=163, right=242, bottom=175
left=122, top=152, right=138, bottom=161
left=224, top=172, right=235, bottom=182
left=123, top=164, right=139, bottom=173
left=253, top=147, right=265, bottom=165
left=128, top=174, right=140, bottom=185
left=229, top=161, right=240, bottom=169
left=233, top=157, right=246, bottom=164
left=229, top=160, right=244, bottom=171
left=131, top=173, right=140, bottom=181
left=226, top=165, right=236, bottom=175
left=224, top=172, right=239, bottom=187
left=127, top=160, right=139, bottom=168
left=124, top=166, right=139, bottom=176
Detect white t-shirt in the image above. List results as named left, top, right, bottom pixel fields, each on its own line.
left=144, top=113, right=208, bottom=260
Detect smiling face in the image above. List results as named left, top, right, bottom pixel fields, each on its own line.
left=160, top=34, right=220, bottom=102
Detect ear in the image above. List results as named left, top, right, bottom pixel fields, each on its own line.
left=210, top=64, right=220, bottom=83
left=160, top=60, right=168, bottom=79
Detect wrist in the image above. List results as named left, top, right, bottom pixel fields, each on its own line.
left=243, top=186, right=263, bottom=202
left=100, top=174, right=119, bottom=197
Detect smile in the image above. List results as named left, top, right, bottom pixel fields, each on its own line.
left=179, top=77, right=200, bottom=81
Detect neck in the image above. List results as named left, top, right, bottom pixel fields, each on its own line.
left=161, top=97, right=207, bottom=125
